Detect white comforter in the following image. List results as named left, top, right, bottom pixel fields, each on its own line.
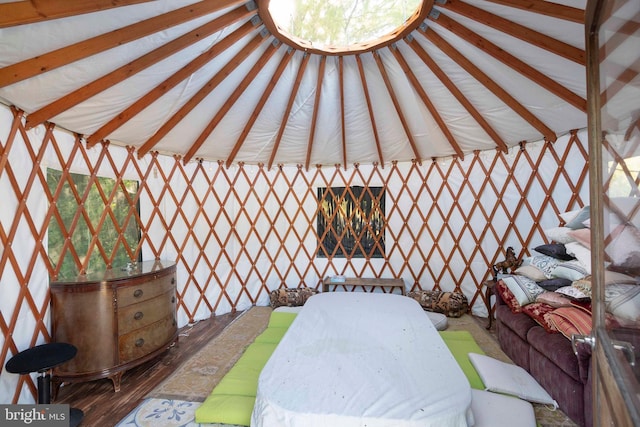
left=251, top=292, right=473, bottom=427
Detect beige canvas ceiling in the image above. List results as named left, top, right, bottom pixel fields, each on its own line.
left=0, top=0, right=587, bottom=169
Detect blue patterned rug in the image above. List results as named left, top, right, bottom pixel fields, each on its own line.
left=115, top=398, right=241, bottom=427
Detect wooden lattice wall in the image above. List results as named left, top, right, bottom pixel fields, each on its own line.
left=0, top=103, right=589, bottom=403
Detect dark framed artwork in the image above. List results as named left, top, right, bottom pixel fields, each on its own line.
left=317, top=186, right=385, bottom=258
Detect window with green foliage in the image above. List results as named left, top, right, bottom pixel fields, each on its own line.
left=47, top=168, right=141, bottom=280
left=269, top=0, right=421, bottom=50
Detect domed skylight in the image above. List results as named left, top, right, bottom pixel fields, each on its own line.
left=264, top=0, right=426, bottom=54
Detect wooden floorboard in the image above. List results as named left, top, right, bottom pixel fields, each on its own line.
left=54, top=311, right=241, bottom=427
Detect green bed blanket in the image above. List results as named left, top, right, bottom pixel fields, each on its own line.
left=195, top=312, right=486, bottom=426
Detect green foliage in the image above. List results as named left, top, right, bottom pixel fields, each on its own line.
left=275, top=0, right=420, bottom=48
left=47, top=169, right=141, bottom=280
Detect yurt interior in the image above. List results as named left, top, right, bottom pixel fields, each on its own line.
left=1, top=0, right=639, bottom=426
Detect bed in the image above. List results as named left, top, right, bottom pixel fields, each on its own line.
left=251, top=292, right=473, bottom=427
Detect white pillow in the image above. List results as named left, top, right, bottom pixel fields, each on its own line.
left=500, top=275, right=545, bottom=306
left=551, top=260, right=589, bottom=281
left=565, top=242, right=592, bottom=275
left=468, top=353, right=558, bottom=407
left=544, top=227, right=576, bottom=244
left=471, top=389, right=537, bottom=427
left=605, top=284, right=640, bottom=326
left=559, top=208, right=583, bottom=224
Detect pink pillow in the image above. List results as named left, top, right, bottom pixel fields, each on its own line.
left=536, top=291, right=573, bottom=308
left=568, top=228, right=591, bottom=248
left=545, top=307, right=592, bottom=340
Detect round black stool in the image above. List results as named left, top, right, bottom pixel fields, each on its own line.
left=5, top=342, right=84, bottom=426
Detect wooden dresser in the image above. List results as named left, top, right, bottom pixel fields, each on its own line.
left=50, top=260, right=178, bottom=393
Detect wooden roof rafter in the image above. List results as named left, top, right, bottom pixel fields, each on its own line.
left=226, top=48, right=295, bottom=169
left=339, top=56, right=347, bottom=169
left=404, top=35, right=509, bottom=152
left=304, top=56, right=327, bottom=171
left=372, top=51, right=422, bottom=164
left=267, top=53, right=311, bottom=169
left=483, top=0, right=585, bottom=24
left=86, top=20, right=260, bottom=148
left=355, top=54, right=384, bottom=166
left=418, top=27, right=557, bottom=142
left=431, top=12, right=587, bottom=112
left=439, top=0, right=585, bottom=65
left=181, top=38, right=281, bottom=163
left=151, top=29, right=270, bottom=165
left=0, top=0, right=252, bottom=88
left=25, top=5, right=256, bottom=130
left=0, top=0, right=155, bottom=28
left=388, top=44, right=463, bottom=158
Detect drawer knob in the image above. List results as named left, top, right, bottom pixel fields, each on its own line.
left=135, top=338, right=144, bottom=347
left=133, top=289, right=143, bottom=298
left=134, top=311, right=144, bottom=320
left=171, top=296, right=176, bottom=304
left=171, top=277, right=175, bottom=285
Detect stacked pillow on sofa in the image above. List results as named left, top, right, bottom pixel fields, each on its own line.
left=497, top=199, right=640, bottom=340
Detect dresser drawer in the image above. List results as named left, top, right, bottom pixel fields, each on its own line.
left=118, top=315, right=177, bottom=364
left=118, top=272, right=175, bottom=308
left=118, top=290, right=176, bottom=335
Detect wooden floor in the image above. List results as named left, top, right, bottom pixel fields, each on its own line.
left=54, top=311, right=241, bottom=427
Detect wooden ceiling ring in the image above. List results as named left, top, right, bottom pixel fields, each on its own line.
left=255, top=0, right=435, bottom=56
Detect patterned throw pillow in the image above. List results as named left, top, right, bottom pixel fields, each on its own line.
left=270, top=287, right=318, bottom=308
left=521, top=255, right=559, bottom=279
left=515, top=265, right=547, bottom=282
left=522, top=302, right=557, bottom=333
left=551, top=260, right=589, bottom=281
left=501, top=275, right=545, bottom=306
left=545, top=306, right=592, bottom=340
left=407, top=290, right=469, bottom=317
left=556, top=285, right=590, bottom=302
left=496, top=280, right=522, bottom=313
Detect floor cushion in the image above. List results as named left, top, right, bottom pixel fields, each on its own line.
left=471, top=389, right=536, bottom=427
left=439, top=330, right=485, bottom=390
left=407, top=290, right=469, bottom=317
left=426, top=311, right=448, bottom=330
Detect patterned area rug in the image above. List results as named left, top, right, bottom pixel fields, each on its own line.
left=116, top=398, right=234, bottom=427
left=118, top=306, right=577, bottom=427
left=146, top=306, right=272, bottom=402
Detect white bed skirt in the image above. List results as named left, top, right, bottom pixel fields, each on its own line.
left=251, top=292, right=473, bottom=427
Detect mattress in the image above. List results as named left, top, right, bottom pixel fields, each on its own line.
left=251, top=292, right=473, bottom=427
